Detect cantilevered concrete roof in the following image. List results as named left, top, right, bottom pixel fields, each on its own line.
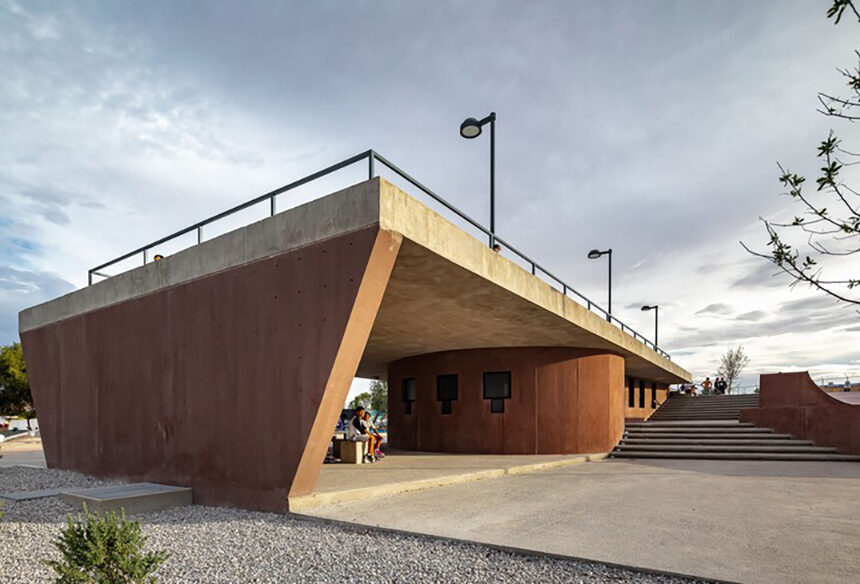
left=20, top=177, right=691, bottom=385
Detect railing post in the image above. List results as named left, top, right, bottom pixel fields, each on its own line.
left=531, top=263, right=535, bottom=275
left=88, top=271, right=92, bottom=286
left=270, top=195, right=276, bottom=217
left=143, top=249, right=148, bottom=265
left=197, top=226, right=203, bottom=244
left=368, top=151, right=375, bottom=179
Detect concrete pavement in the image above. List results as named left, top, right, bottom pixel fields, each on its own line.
left=291, top=451, right=605, bottom=511
left=302, top=458, right=860, bottom=584
left=0, top=450, right=46, bottom=468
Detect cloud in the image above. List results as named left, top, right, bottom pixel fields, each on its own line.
left=736, top=310, right=766, bottom=321
left=0, top=266, right=75, bottom=343
left=731, top=260, right=791, bottom=290
left=696, top=303, right=732, bottom=316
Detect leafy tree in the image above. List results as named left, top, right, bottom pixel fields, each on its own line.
left=0, top=342, right=35, bottom=429
left=348, top=391, right=371, bottom=410
left=45, top=506, right=170, bottom=583
left=718, top=345, right=750, bottom=394
left=369, top=379, right=387, bottom=413
left=743, top=1, right=860, bottom=305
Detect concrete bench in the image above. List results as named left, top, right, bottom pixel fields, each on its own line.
left=335, top=438, right=366, bottom=464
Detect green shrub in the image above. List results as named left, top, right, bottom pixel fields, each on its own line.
left=45, top=505, right=170, bottom=583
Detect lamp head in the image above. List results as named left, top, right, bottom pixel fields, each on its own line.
left=460, top=117, right=482, bottom=139
left=588, top=249, right=603, bottom=259
left=641, top=305, right=656, bottom=311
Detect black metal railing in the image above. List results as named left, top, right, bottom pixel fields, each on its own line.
left=88, top=149, right=671, bottom=359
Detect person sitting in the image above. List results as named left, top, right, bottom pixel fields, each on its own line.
left=363, top=410, right=384, bottom=459
left=347, top=406, right=374, bottom=462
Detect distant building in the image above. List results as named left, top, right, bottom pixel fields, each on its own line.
left=819, top=381, right=860, bottom=393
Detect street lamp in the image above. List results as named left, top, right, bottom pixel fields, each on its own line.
left=641, top=305, right=659, bottom=346
left=460, top=112, right=496, bottom=248
left=587, top=248, right=612, bottom=318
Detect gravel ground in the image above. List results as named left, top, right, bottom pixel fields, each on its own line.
left=0, top=467, right=708, bottom=583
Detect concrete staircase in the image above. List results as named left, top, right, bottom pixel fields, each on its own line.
left=648, top=394, right=760, bottom=421
left=612, top=394, right=860, bottom=461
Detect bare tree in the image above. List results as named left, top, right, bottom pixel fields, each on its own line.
left=742, top=1, right=860, bottom=306
left=718, top=346, right=750, bottom=394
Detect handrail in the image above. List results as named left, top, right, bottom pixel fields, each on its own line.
left=88, top=149, right=671, bottom=359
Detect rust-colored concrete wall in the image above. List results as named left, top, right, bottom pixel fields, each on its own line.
left=387, top=347, right=625, bottom=454
left=21, top=227, right=401, bottom=511
left=624, top=378, right=668, bottom=421
left=740, top=372, right=860, bottom=455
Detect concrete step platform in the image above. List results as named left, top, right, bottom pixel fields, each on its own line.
left=627, top=426, right=775, bottom=433
left=665, top=396, right=759, bottom=401
left=620, top=439, right=815, bottom=446
left=624, top=433, right=795, bottom=440
left=626, top=421, right=753, bottom=428
left=59, top=482, right=192, bottom=514
left=651, top=412, right=750, bottom=417
left=0, top=487, right=78, bottom=502
left=615, top=444, right=839, bottom=454
left=610, top=451, right=860, bottom=461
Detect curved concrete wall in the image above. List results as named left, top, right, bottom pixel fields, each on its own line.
left=740, top=372, right=860, bottom=454
left=387, top=347, right=625, bottom=454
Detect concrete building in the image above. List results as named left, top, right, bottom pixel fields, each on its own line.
left=19, top=166, right=690, bottom=512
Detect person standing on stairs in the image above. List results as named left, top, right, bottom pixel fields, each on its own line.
left=702, top=377, right=713, bottom=395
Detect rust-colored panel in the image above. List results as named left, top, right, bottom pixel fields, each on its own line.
left=388, top=347, right=625, bottom=454
left=290, top=229, right=402, bottom=497
left=740, top=372, right=860, bottom=454
left=21, top=226, right=388, bottom=512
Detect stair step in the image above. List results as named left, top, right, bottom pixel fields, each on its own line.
left=610, top=451, right=860, bottom=461
left=620, top=439, right=815, bottom=446
left=614, top=444, right=838, bottom=453
left=627, top=421, right=753, bottom=428
left=625, top=433, right=795, bottom=440
left=627, top=427, right=775, bottom=433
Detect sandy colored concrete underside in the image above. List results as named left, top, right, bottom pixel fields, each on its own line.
left=303, top=458, right=860, bottom=584
left=358, top=239, right=687, bottom=384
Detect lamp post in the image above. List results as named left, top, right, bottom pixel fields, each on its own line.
left=641, top=304, right=659, bottom=346
left=587, top=248, right=612, bottom=319
left=460, top=112, right=496, bottom=248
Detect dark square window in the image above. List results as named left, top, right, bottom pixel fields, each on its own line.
left=441, top=400, right=452, bottom=415
left=628, top=377, right=635, bottom=408
left=483, top=372, right=511, bottom=399
left=639, top=379, right=646, bottom=408
left=490, top=398, right=505, bottom=413
left=437, top=374, right=458, bottom=402
left=403, top=377, right=416, bottom=402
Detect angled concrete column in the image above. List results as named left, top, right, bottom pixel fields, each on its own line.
left=21, top=180, right=402, bottom=511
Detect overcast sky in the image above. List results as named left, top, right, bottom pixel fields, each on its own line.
left=2, top=0, right=858, bottom=393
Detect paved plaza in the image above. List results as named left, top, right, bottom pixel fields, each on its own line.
left=304, top=457, right=860, bottom=584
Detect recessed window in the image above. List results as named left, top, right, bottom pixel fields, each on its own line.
left=483, top=372, right=511, bottom=399
left=437, top=374, right=458, bottom=415
left=628, top=377, right=635, bottom=408
left=483, top=371, right=511, bottom=414
left=403, top=377, right=416, bottom=415
left=639, top=379, right=646, bottom=408
left=650, top=382, right=657, bottom=409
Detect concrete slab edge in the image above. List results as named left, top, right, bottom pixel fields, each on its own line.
left=289, top=453, right=608, bottom=512
left=288, top=512, right=738, bottom=584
